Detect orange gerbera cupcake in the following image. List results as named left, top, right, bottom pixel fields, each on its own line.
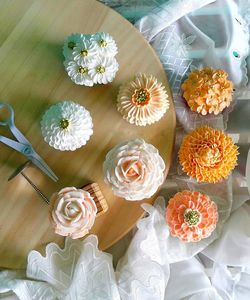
left=166, top=190, right=218, bottom=242
left=179, top=126, right=238, bottom=183
left=182, top=67, right=233, bottom=115
left=117, top=73, right=169, bottom=126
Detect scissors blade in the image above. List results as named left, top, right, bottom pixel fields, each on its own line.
left=0, top=136, right=27, bottom=153
left=9, top=123, right=31, bottom=145
left=28, top=152, right=58, bottom=182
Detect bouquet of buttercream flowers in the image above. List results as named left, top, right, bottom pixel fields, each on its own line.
left=63, top=32, right=119, bottom=86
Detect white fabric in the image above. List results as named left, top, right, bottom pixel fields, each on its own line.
left=1, top=0, right=250, bottom=299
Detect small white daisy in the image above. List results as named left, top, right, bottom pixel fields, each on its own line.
left=64, top=59, right=94, bottom=87
left=91, top=32, right=118, bottom=57
left=89, top=56, right=119, bottom=84
left=72, top=37, right=97, bottom=65
left=41, top=101, right=93, bottom=151
left=63, top=33, right=83, bottom=59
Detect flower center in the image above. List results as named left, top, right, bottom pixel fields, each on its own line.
left=78, top=66, right=88, bottom=74
left=99, top=39, right=107, bottom=48
left=80, top=49, right=88, bottom=56
left=65, top=202, right=80, bottom=218
left=59, top=118, right=69, bottom=129
left=184, top=209, right=200, bottom=226
left=96, top=66, right=106, bottom=74
left=132, top=89, right=151, bottom=106
left=196, top=144, right=221, bottom=167
left=68, top=41, right=75, bottom=49
left=121, top=160, right=142, bottom=182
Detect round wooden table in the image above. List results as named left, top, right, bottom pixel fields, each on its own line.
left=0, top=0, right=176, bottom=268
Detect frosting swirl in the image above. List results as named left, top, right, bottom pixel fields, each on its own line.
left=103, top=139, right=165, bottom=201
left=50, top=187, right=97, bottom=239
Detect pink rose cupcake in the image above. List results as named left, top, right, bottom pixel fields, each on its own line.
left=50, top=187, right=97, bottom=239
left=166, top=190, right=218, bottom=242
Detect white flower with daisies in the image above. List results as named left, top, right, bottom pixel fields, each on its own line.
left=63, top=32, right=119, bottom=86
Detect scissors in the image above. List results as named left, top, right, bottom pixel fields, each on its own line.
left=0, top=102, right=58, bottom=182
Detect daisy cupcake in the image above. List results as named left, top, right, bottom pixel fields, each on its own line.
left=63, top=33, right=83, bottom=59
left=72, top=37, right=97, bottom=65
left=64, top=59, right=94, bottom=86
left=89, top=56, right=119, bottom=84
left=91, top=32, right=118, bottom=57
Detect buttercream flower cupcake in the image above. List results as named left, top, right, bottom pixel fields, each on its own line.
left=117, top=73, right=169, bottom=126
left=50, top=187, right=97, bottom=239
left=89, top=56, right=119, bottom=84
left=41, top=101, right=93, bottom=151
left=166, top=190, right=218, bottom=242
left=64, top=59, right=94, bottom=86
left=72, top=37, right=97, bottom=65
left=103, top=138, right=165, bottom=201
left=91, top=32, right=118, bottom=57
left=182, top=67, right=233, bottom=115
left=179, top=126, right=238, bottom=183
left=63, top=32, right=83, bottom=59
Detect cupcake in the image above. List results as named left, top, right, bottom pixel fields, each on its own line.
left=63, top=33, right=83, bottom=59
left=166, top=190, right=218, bottom=242
left=178, top=126, right=238, bottom=183
left=182, top=67, right=233, bottom=115
left=63, top=32, right=119, bottom=86
left=103, top=138, right=165, bottom=201
left=41, top=101, right=93, bottom=151
left=50, top=187, right=97, bottom=239
left=117, top=73, right=169, bottom=126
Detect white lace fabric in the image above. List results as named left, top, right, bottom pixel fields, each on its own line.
left=1, top=0, right=250, bottom=299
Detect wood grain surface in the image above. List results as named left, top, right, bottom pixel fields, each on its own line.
left=0, top=0, right=176, bottom=269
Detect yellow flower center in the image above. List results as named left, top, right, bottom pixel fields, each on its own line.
left=96, top=66, right=106, bottom=74
left=184, top=209, right=200, bottom=226
left=99, top=39, right=107, bottom=48
left=132, top=89, right=151, bottom=106
left=78, top=66, right=88, bottom=74
left=59, top=119, right=69, bottom=129
left=80, top=49, right=88, bottom=56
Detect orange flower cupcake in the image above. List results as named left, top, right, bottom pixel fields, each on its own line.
left=182, top=67, right=233, bottom=115
left=166, top=190, right=218, bottom=242
left=179, top=126, right=238, bottom=183
left=117, top=73, right=169, bottom=126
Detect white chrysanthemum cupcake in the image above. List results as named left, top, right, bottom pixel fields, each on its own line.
left=103, top=138, right=165, bottom=201
left=41, top=101, right=93, bottom=151
left=91, top=32, right=118, bottom=57
left=72, top=37, right=97, bottom=65
left=63, top=33, right=83, bottom=59
left=89, top=56, right=119, bottom=84
left=64, top=59, right=94, bottom=86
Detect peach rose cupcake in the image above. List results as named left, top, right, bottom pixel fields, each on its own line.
left=50, top=187, right=97, bottom=239
left=103, top=138, right=165, bottom=201
left=166, top=190, right=218, bottom=242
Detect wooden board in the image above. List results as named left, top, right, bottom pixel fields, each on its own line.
left=0, top=0, right=176, bottom=269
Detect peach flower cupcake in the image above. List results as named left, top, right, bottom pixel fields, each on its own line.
left=103, top=138, right=165, bottom=201
left=179, top=126, right=238, bottom=183
left=117, top=73, right=169, bottom=126
left=166, top=190, right=218, bottom=242
left=50, top=187, right=97, bottom=239
left=182, top=67, right=233, bottom=115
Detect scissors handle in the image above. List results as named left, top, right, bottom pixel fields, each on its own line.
left=0, top=103, right=15, bottom=126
